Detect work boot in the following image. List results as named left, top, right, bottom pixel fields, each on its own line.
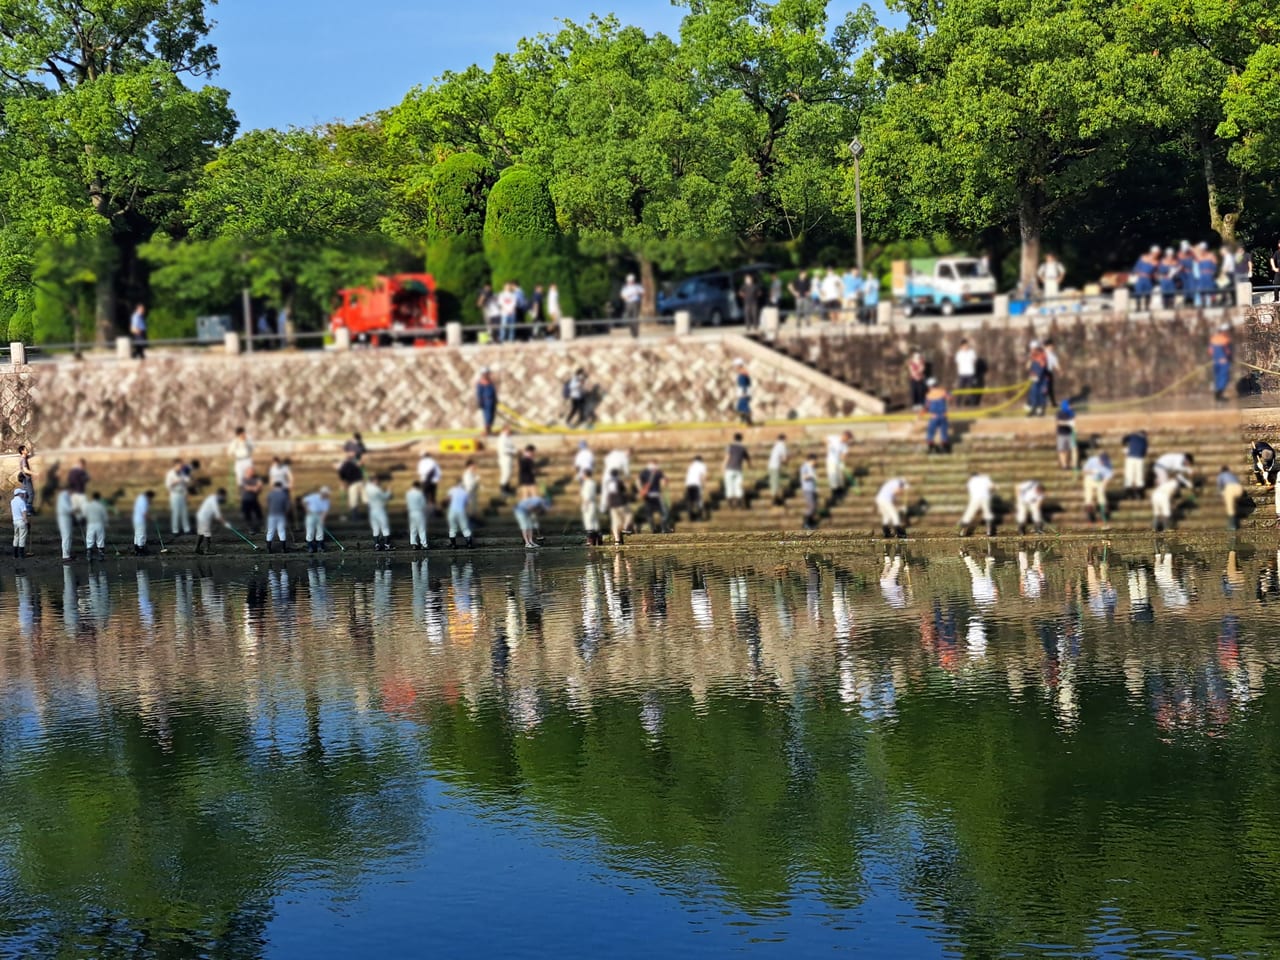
left=449, top=537, right=457, bottom=550
left=1228, top=515, right=1239, bottom=531
left=1017, top=523, right=1027, bottom=536
left=1153, top=519, right=1164, bottom=532
left=881, top=525, right=892, bottom=539
left=18, top=546, right=26, bottom=560
left=986, top=521, right=996, bottom=537
left=465, top=536, right=474, bottom=549
left=1035, top=523, right=1044, bottom=534
left=1084, top=506, right=1096, bottom=524
left=959, top=523, right=972, bottom=538
left=895, top=526, right=907, bottom=539
left=10, top=546, right=16, bottom=559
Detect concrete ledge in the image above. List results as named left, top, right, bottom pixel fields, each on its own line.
left=725, top=333, right=886, bottom=416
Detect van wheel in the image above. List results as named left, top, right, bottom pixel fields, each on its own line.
left=709, top=310, right=723, bottom=327
left=941, top=300, right=956, bottom=317
left=902, top=303, right=916, bottom=319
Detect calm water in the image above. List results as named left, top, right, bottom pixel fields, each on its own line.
left=2, top=545, right=1280, bottom=959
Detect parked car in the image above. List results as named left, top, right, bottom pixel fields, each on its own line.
left=657, top=263, right=775, bottom=326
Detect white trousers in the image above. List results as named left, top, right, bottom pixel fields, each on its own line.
left=827, top=457, right=844, bottom=490
left=266, top=514, right=288, bottom=542
left=408, top=509, right=428, bottom=546
left=58, top=512, right=74, bottom=559
left=170, top=492, right=190, bottom=533
left=1124, top=456, right=1145, bottom=489
left=448, top=506, right=471, bottom=539
left=1015, top=499, right=1043, bottom=526
left=877, top=498, right=901, bottom=527
left=961, top=493, right=992, bottom=525
left=85, top=522, right=105, bottom=549
left=134, top=519, right=147, bottom=547
left=369, top=508, right=390, bottom=538
left=724, top=469, right=744, bottom=500
left=13, top=520, right=28, bottom=548
left=305, top=514, right=325, bottom=542
left=1151, top=479, right=1179, bottom=519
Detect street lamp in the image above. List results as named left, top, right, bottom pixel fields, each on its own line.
left=849, top=138, right=865, bottom=275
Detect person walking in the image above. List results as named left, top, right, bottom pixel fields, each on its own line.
left=446, top=480, right=474, bottom=549
left=497, top=425, right=517, bottom=494
left=265, top=481, right=290, bottom=552
left=799, top=454, right=819, bottom=530
left=165, top=458, right=192, bottom=536
left=876, top=477, right=909, bottom=539
left=476, top=368, right=498, bottom=435
left=1122, top=429, right=1149, bottom=498
left=959, top=472, right=996, bottom=537
left=132, top=490, right=154, bottom=555
left=580, top=468, right=601, bottom=546
left=301, top=487, right=329, bottom=554
left=1209, top=323, right=1232, bottom=402
left=239, top=466, right=264, bottom=535
left=733, top=359, right=752, bottom=426
left=365, top=476, right=393, bottom=551
left=924, top=378, right=951, bottom=454
left=129, top=304, right=148, bottom=360
left=637, top=460, right=669, bottom=533
left=767, top=434, right=788, bottom=505
left=723, top=433, right=751, bottom=509
left=228, top=427, right=254, bottom=487
left=11, top=487, right=29, bottom=560
left=1016, top=480, right=1046, bottom=535
left=1218, top=465, right=1244, bottom=531
left=685, top=455, right=708, bottom=521
left=406, top=480, right=429, bottom=550
left=84, top=492, right=108, bottom=560
left=604, top=467, right=630, bottom=545
left=56, top=486, right=75, bottom=562
left=1081, top=451, right=1113, bottom=525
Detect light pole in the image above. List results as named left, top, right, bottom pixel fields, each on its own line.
left=849, top=138, right=865, bottom=275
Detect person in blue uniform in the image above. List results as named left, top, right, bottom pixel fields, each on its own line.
left=733, top=359, right=752, bottom=425
left=924, top=378, right=950, bottom=454
left=1158, top=248, right=1179, bottom=309
left=1130, top=246, right=1159, bottom=311
left=1208, top=323, right=1232, bottom=402
left=476, top=367, right=498, bottom=435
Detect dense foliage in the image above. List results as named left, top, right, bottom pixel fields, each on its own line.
left=2, top=0, right=1279, bottom=340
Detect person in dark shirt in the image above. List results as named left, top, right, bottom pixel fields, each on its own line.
left=638, top=461, right=669, bottom=533
left=240, top=467, right=265, bottom=535
left=343, top=432, right=366, bottom=463
left=476, top=368, right=498, bottom=435
left=517, top=445, right=538, bottom=499
left=723, top=434, right=751, bottom=509
left=1122, top=430, right=1148, bottom=498
left=337, top=455, right=364, bottom=520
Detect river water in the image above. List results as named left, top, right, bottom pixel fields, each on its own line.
left=1, top=545, right=1278, bottom=959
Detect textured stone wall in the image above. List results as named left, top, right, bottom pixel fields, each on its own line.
left=4, top=336, right=864, bottom=450
left=778, top=312, right=1240, bottom=406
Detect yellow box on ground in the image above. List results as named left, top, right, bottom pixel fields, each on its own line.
left=441, top=437, right=479, bottom=454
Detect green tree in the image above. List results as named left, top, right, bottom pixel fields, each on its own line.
left=423, top=152, right=494, bottom=324
left=0, top=1, right=235, bottom=343
left=483, top=166, right=575, bottom=314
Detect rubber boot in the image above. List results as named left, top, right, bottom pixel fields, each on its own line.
left=449, top=537, right=457, bottom=550
left=1085, top=506, right=1097, bottom=524
left=882, top=525, right=892, bottom=539
left=986, top=520, right=996, bottom=537
left=18, top=546, right=26, bottom=559
left=1017, top=523, right=1027, bottom=536
left=895, top=526, right=907, bottom=539
left=1153, top=518, right=1164, bottom=532
left=1035, top=523, right=1044, bottom=534
left=465, top=536, right=474, bottom=549
left=1228, top=515, right=1239, bottom=531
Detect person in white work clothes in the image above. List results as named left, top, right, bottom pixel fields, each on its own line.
left=165, top=458, right=192, bottom=536
left=767, top=434, right=789, bottom=505
left=446, top=480, right=473, bottom=548
left=954, top=338, right=979, bottom=407
left=959, top=472, right=996, bottom=537
left=301, top=486, right=329, bottom=554
left=497, top=426, right=517, bottom=494
left=11, top=487, right=29, bottom=560
left=684, top=455, right=708, bottom=521
left=132, top=490, right=154, bottom=555
left=826, top=430, right=853, bottom=496
left=573, top=440, right=594, bottom=481
left=406, top=480, right=429, bottom=550
left=876, top=477, right=909, bottom=539
left=228, top=427, right=254, bottom=487
left=1038, top=254, right=1066, bottom=301
left=56, top=486, right=75, bottom=562
left=1016, top=480, right=1046, bottom=535
left=417, top=450, right=442, bottom=513
left=621, top=273, right=645, bottom=321
left=580, top=467, right=601, bottom=546
left=84, top=492, right=108, bottom=560
left=365, top=476, right=393, bottom=551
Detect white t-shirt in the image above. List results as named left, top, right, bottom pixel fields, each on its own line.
left=877, top=478, right=907, bottom=502
left=198, top=495, right=224, bottom=526
left=447, top=485, right=470, bottom=512
left=621, top=282, right=644, bottom=304
left=820, top=273, right=843, bottom=302
left=826, top=435, right=848, bottom=462
left=574, top=447, right=594, bottom=475
left=955, top=347, right=978, bottom=378
left=132, top=494, right=150, bottom=525
left=1155, top=453, right=1188, bottom=474
left=768, top=441, right=788, bottom=471
left=1019, top=480, right=1043, bottom=504
left=417, top=456, right=442, bottom=484
left=10, top=496, right=27, bottom=524
left=302, top=493, right=328, bottom=516
left=967, top=474, right=994, bottom=500
left=685, top=460, right=708, bottom=488
left=497, top=289, right=519, bottom=315
left=604, top=450, right=630, bottom=478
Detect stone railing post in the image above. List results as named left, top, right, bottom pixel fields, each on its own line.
left=992, top=294, right=1010, bottom=321
left=224, top=331, right=241, bottom=355
left=674, top=310, right=691, bottom=337
left=876, top=301, right=893, bottom=325
left=1236, top=281, right=1253, bottom=309
left=446, top=322, right=463, bottom=348
left=332, top=327, right=351, bottom=351
left=115, top=336, right=132, bottom=360
left=760, top=307, right=780, bottom=336
left=1113, top=287, right=1131, bottom=315
left=8, top=342, right=26, bottom=365
left=559, top=317, right=576, bottom=341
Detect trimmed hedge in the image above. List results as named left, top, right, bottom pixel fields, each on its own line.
left=482, top=166, right=576, bottom=316
left=425, top=153, right=494, bottom=324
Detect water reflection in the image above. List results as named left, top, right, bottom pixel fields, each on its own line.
left=3, top=546, right=1280, bottom=957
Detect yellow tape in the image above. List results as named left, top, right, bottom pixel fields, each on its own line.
left=1087, top=363, right=1211, bottom=411
left=1243, top=361, right=1280, bottom=379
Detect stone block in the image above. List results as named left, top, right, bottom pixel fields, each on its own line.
left=224, top=332, right=240, bottom=356
left=9, top=342, right=25, bottom=365
left=674, top=311, right=691, bottom=337
left=446, top=322, right=463, bottom=348
left=115, top=337, right=132, bottom=361
left=992, top=294, right=1010, bottom=320
left=876, top=302, right=893, bottom=326
left=333, top=327, right=351, bottom=351
left=760, top=307, right=780, bottom=335
left=559, top=317, right=576, bottom=342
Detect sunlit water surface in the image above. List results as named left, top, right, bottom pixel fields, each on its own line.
left=2, top=545, right=1280, bottom=959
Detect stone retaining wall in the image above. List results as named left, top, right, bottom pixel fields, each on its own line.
left=1, top=336, right=868, bottom=451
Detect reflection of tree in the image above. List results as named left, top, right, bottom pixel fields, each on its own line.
left=0, top=704, right=426, bottom=958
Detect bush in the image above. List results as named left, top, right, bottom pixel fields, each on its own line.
left=482, top=166, right=576, bottom=316
left=425, top=153, right=494, bottom=324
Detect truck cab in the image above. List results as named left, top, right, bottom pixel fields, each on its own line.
left=330, top=274, right=440, bottom=345
left=895, top=257, right=996, bottom=317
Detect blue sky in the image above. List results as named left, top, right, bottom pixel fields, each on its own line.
left=209, top=1, right=873, bottom=131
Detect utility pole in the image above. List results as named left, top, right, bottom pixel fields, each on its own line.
left=849, top=138, right=865, bottom=275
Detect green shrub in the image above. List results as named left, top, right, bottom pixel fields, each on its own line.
left=425, top=153, right=494, bottom=323
left=482, top=166, right=576, bottom=316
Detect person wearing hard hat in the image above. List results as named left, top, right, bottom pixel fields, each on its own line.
left=1209, top=322, right=1232, bottom=402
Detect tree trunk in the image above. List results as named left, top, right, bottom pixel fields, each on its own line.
left=1201, top=132, right=1242, bottom=245
left=93, top=270, right=116, bottom=348
left=1018, top=192, right=1043, bottom=300
left=638, top=256, right=657, bottom=318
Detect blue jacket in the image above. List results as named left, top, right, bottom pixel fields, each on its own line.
left=476, top=381, right=497, bottom=409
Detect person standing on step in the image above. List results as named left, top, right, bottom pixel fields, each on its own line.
left=343, top=432, right=367, bottom=465
left=907, top=350, right=927, bottom=412
left=300, top=486, right=328, bottom=554
left=446, top=479, right=474, bottom=549
left=338, top=453, right=365, bottom=520
left=240, top=466, right=264, bottom=536
left=826, top=430, right=853, bottom=497
left=685, top=455, right=708, bottom=521
left=723, top=433, right=751, bottom=509
left=417, top=449, right=442, bottom=513
left=1209, top=323, right=1233, bottom=402
left=1123, top=429, right=1149, bottom=498
left=66, top=458, right=89, bottom=520
left=365, top=475, right=393, bottom=551
left=1016, top=481, right=1046, bottom=535
left=1026, top=341, right=1049, bottom=417
left=1252, top=440, right=1279, bottom=488
left=566, top=368, right=589, bottom=427
left=10, top=488, right=28, bottom=560
left=800, top=454, right=819, bottom=530
left=132, top=490, right=154, bottom=555
left=462, top=459, right=481, bottom=518
left=955, top=339, right=979, bottom=407
left=497, top=425, right=517, bottom=495
left=733, top=359, right=753, bottom=425
left=16, top=445, right=36, bottom=510
left=84, top=492, right=108, bottom=560
left=406, top=480, right=429, bottom=551
left=515, top=496, right=549, bottom=549
left=1154, top=451, right=1195, bottom=488
left=767, top=434, right=789, bottom=505
left=517, top=445, right=539, bottom=500
left=959, top=472, right=996, bottom=537
left=196, top=489, right=229, bottom=554
left=573, top=440, right=594, bottom=482
left=228, top=427, right=254, bottom=487
left=129, top=303, right=148, bottom=359
left=876, top=477, right=909, bottom=539
left=605, top=467, right=630, bottom=545
left=166, top=458, right=192, bottom=537
left=638, top=460, right=669, bottom=533
left=1043, top=339, right=1062, bottom=408
left=1055, top=400, right=1077, bottom=470
left=476, top=367, right=498, bottom=435
left=1081, top=450, right=1113, bottom=525
left=56, top=486, right=75, bottom=562
left=580, top=468, right=601, bottom=546
left=265, top=481, right=291, bottom=552
left=1218, top=465, right=1244, bottom=531
left=924, top=378, right=951, bottom=454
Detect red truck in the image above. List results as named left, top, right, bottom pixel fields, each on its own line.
left=330, top=273, right=441, bottom=345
